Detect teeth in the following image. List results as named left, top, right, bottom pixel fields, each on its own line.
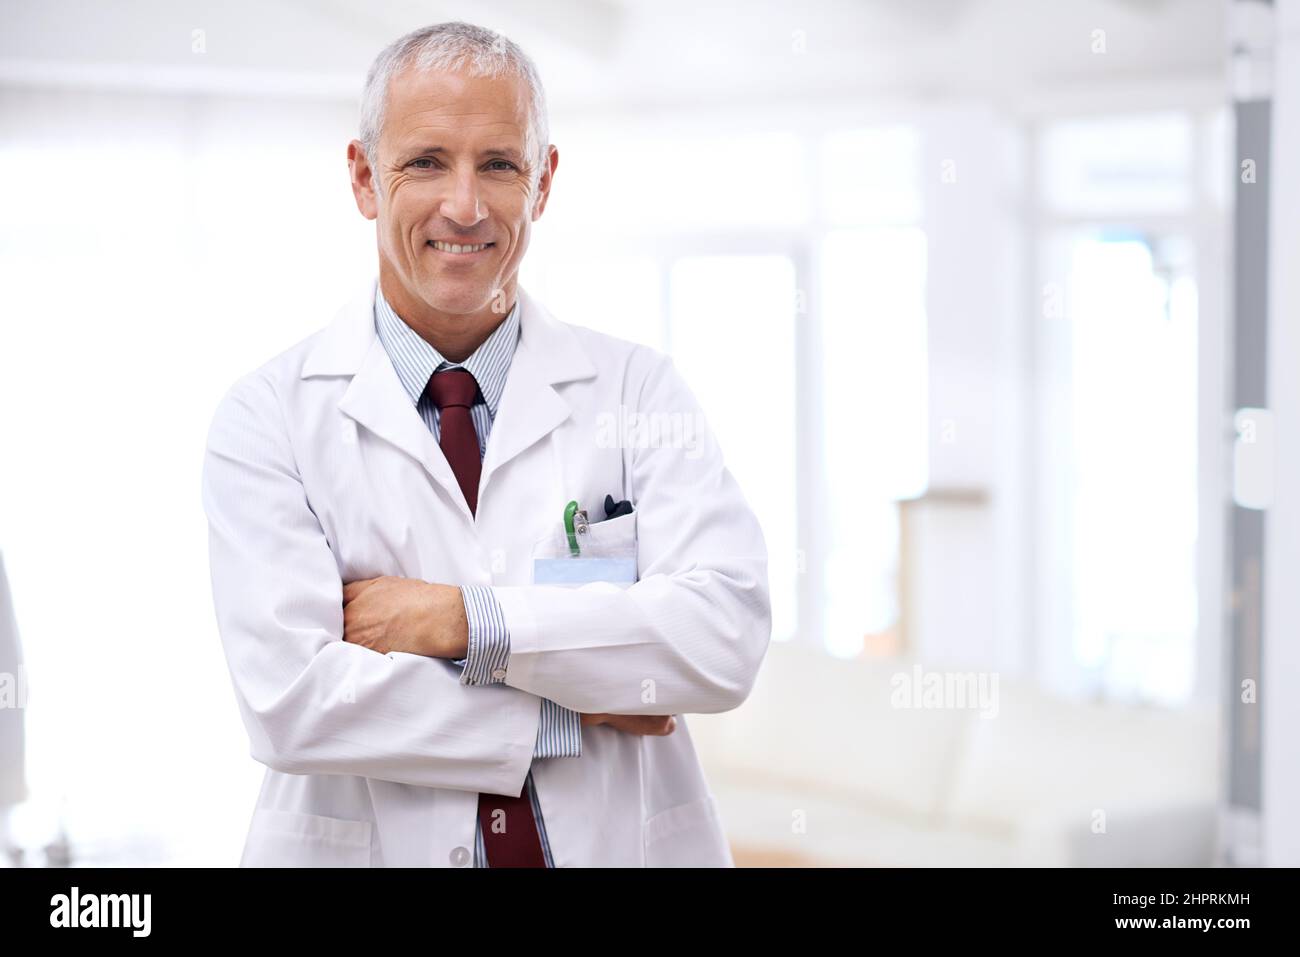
left=431, top=241, right=490, bottom=253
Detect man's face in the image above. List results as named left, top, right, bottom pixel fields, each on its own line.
left=349, top=66, right=555, bottom=321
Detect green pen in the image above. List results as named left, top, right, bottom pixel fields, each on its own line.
left=563, top=500, right=589, bottom=557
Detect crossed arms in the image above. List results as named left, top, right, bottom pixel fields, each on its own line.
left=201, top=353, right=769, bottom=794
left=339, top=575, right=676, bottom=740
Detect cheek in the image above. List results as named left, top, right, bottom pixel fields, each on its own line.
left=386, top=215, right=425, bottom=260
left=496, top=185, right=537, bottom=236
left=381, top=186, right=425, bottom=239
left=509, top=222, right=532, bottom=257
left=503, top=214, right=532, bottom=253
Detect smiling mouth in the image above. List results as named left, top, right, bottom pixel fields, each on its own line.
left=428, top=240, right=494, bottom=254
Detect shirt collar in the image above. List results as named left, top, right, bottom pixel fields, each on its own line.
left=374, top=287, right=520, bottom=417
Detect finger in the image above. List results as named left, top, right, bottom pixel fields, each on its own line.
left=628, top=715, right=674, bottom=735
left=602, top=715, right=637, bottom=734
left=342, top=578, right=377, bottom=604
left=600, top=714, right=674, bottom=736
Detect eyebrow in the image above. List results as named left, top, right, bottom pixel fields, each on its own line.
left=403, top=146, right=525, bottom=163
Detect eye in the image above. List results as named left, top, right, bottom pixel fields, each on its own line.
left=487, top=160, right=518, bottom=172
left=410, top=157, right=438, bottom=170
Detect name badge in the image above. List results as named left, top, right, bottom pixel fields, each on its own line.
left=533, top=557, right=637, bottom=586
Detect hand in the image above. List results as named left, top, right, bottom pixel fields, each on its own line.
left=342, top=577, right=468, bottom=658
left=581, top=713, right=677, bottom=736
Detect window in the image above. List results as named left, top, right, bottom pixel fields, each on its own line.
left=1039, top=113, right=1193, bottom=216
left=1034, top=107, right=1219, bottom=704
left=820, top=227, right=928, bottom=657
left=546, top=125, right=810, bottom=232
left=668, top=255, right=799, bottom=643
left=1064, top=235, right=1199, bottom=703
left=819, top=126, right=922, bottom=225
left=534, top=119, right=928, bottom=657
left=520, top=250, right=664, bottom=350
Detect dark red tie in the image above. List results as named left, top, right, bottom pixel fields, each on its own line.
left=425, top=369, right=482, bottom=515
left=425, top=368, right=548, bottom=868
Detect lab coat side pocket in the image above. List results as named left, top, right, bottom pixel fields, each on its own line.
left=642, top=793, right=732, bottom=867
left=239, top=808, right=374, bottom=868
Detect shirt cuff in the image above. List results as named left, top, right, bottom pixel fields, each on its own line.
left=533, top=698, right=583, bottom=759
left=458, top=585, right=510, bottom=686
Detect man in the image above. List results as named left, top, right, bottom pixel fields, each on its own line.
left=201, top=21, right=771, bottom=868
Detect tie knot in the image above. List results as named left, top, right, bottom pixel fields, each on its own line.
left=425, top=368, right=480, bottom=410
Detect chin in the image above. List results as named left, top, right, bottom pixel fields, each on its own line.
left=419, top=280, right=494, bottom=316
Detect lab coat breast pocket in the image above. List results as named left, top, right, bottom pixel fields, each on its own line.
left=240, top=808, right=374, bottom=868
left=532, top=511, right=638, bottom=587
left=579, top=510, right=637, bottom=558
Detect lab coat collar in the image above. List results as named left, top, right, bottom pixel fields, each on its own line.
left=301, top=275, right=598, bottom=522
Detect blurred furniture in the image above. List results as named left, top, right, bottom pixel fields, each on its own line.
left=897, top=489, right=997, bottom=667
left=689, top=641, right=1218, bottom=867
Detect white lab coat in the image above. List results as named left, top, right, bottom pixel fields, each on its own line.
left=201, top=277, right=771, bottom=867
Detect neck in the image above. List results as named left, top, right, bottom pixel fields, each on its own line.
left=378, top=262, right=516, bottom=363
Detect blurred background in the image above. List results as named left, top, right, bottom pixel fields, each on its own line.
left=1, top=0, right=1297, bottom=867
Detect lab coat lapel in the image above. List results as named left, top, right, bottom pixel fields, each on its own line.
left=301, top=279, right=597, bottom=522
left=478, top=287, right=597, bottom=496
left=341, top=339, right=472, bottom=520
left=303, top=277, right=472, bottom=523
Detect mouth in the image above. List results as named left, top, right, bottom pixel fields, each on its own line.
left=428, top=240, right=495, bottom=257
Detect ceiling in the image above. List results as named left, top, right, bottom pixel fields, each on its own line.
left=0, top=0, right=1228, bottom=112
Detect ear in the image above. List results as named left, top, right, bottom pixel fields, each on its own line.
left=531, top=145, right=559, bottom=221
left=347, top=139, right=380, bottom=221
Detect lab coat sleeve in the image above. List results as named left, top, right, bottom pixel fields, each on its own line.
left=459, top=584, right=581, bottom=758
left=201, top=371, right=540, bottom=796
left=491, top=350, right=772, bottom=715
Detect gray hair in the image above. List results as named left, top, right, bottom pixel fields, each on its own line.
left=359, top=21, right=550, bottom=192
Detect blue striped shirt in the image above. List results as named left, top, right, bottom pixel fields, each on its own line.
left=374, top=288, right=581, bottom=868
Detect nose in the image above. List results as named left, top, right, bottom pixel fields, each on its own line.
left=439, top=164, right=486, bottom=229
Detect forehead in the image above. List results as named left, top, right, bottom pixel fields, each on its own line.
left=383, top=66, right=531, bottom=149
